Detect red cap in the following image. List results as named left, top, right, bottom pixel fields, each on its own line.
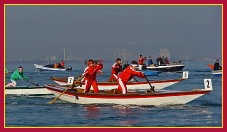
left=87, top=60, right=94, bottom=65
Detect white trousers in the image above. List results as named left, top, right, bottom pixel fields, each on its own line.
left=6, top=80, right=16, bottom=87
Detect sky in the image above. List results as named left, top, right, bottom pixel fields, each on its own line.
left=5, top=5, right=222, bottom=61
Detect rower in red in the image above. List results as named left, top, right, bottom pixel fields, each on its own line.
left=118, top=61, right=145, bottom=94
left=107, top=58, right=122, bottom=82
left=82, top=59, right=103, bottom=93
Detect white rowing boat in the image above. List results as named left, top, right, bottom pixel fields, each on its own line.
left=51, top=71, right=189, bottom=91
left=5, top=86, right=52, bottom=96
left=45, top=79, right=212, bottom=106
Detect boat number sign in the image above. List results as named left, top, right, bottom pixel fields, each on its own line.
left=182, top=71, right=189, bottom=79
left=67, top=77, right=74, bottom=85
left=204, top=79, right=212, bottom=90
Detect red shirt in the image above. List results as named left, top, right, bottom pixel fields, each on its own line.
left=166, top=59, right=170, bottom=64
left=60, top=61, right=65, bottom=67
left=83, top=66, right=102, bottom=80
left=118, top=66, right=144, bottom=82
left=111, top=63, right=122, bottom=74
left=138, top=57, right=146, bottom=65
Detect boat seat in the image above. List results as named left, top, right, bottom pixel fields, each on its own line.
left=102, top=89, right=121, bottom=94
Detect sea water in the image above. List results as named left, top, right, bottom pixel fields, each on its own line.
left=4, top=60, right=222, bottom=127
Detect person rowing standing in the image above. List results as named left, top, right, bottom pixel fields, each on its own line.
left=107, top=58, right=122, bottom=82
left=82, top=59, right=103, bottom=93
left=6, top=66, right=28, bottom=87
left=117, top=61, right=145, bottom=94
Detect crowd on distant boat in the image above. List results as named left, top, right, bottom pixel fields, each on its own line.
left=45, top=60, right=65, bottom=69
left=137, top=54, right=182, bottom=69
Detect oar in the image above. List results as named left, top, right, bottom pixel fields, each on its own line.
left=144, top=75, right=155, bottom=92
left=49, top=76, right=83, bottom=104
left=26, top=80, right=39, bottom=86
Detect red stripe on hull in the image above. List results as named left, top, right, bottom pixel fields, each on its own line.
left=45, top=85, right=210, bottom=99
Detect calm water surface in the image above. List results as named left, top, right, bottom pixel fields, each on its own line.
left=5, top=60, right=222, bottom=127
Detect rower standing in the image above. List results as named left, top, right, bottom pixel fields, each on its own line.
left=6, top=66, right=28, bottom=87
left=107, top=58, right=122, bottom=82
left=117, top=61, right=145, bottom=94
left=82, top=59, right=103, bottom=93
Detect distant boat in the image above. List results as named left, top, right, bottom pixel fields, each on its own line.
left=34, top=64, right=72, bottom=71
left=211, top=70, right=222, bottom=76
left=208, top=64, right=222, bottom=76
left=145, top=64, right=185, bottom=72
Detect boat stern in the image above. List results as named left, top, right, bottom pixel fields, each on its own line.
left=193, top=79, right=213, bottom=92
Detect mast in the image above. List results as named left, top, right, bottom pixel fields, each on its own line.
left=63, top=48, right=66, bottom=60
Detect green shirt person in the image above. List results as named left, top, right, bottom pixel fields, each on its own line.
left=6, top=66, right=28, bottom=87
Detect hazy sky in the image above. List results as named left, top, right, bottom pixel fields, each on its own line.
left=5, top=5, right=222, bottom=61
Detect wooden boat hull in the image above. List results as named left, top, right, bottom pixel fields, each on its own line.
left=34, top=64, right=72, bottom=71
left=146, top=64, right=185, bottom=72
left=44, top=84, right=212, bottom=106
left=51, top=77, right=186, bottom=90
left=5, top=86, right=52, bottom=96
